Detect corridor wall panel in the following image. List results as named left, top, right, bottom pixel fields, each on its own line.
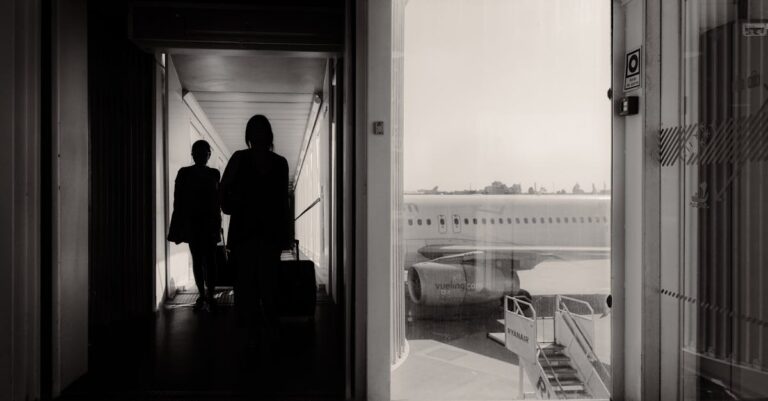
left=88, top=2, right=155, bottom=335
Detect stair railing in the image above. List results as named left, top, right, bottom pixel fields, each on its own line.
left=536, top=342, right=569, bottom=399
left=556, top=295, right=611, bottom=391
left=556, top=295, right=595, bottom=348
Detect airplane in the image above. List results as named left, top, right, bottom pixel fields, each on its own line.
left=403, top=194, right=610, bottom=309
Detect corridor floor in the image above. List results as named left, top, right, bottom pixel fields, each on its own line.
left=58, top=291, right=344, bottom=400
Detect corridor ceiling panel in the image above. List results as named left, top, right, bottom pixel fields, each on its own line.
left=173, top=54, right=326, bottom=180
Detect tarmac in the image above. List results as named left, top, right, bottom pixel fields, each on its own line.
left=392, top=259, right=611, bottom=400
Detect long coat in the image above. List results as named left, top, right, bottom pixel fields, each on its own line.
left=169, top=165, right=221, bottom=244
left=219, top=149, right=290, bottom=250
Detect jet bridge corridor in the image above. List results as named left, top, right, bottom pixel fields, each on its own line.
left=489, top=295, right=611, bottom=399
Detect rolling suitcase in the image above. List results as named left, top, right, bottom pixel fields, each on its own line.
left=278, top=240, right=317, bottom=318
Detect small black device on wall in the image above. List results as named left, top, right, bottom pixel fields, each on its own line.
left=618, top=96, right=639, bottom=116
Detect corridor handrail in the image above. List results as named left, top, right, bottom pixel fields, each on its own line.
left=294, top=197, right=321, bottom=221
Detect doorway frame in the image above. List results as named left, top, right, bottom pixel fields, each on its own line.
left=41, top=2, right=362, bottom=400
left=361, top=1, right=625, bottom=400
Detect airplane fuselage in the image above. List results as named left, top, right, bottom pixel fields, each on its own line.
left=403, top=194, right=610, bottom=266
left=401, top=194, right=611, bottom=308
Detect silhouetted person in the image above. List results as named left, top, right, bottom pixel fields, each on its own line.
left=220, top=115, right=289, bottom=345
left=169, top=140, right=221, bottom=312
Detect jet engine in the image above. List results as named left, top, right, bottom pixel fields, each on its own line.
left=407, top=253, right=519, bottom=306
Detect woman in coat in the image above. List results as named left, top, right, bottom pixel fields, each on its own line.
left=219, top=115, right=290, bottom=341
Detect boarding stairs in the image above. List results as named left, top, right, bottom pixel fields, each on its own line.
left=488, top=295, right=610, bottom=399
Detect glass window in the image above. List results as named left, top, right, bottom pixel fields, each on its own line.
left=440, top=218, right=446, bottom=225
left=556, top=217, right=561, bottom=223
left=548, top=217, right=553, bottom=223
left=655, top=3, right=768, bottom=399
left=515, top=218, right=520, bottom=224
left=454, top=218, right=459, bottom=225
left=507, top=218, right=512, bottom=224
left=464, top=218, right=469, bottom=225
left=417, top=219, right=422, bottom=226
left=472, top=218, right=477, bottom=225
left=426, top=219, right=432, bottom=225
left=408, top=219, right=413, bottom=226
left=394, top=2, right=608, bottom=398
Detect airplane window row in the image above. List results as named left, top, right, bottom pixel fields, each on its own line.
left=406, top=216, right=608, bottom=226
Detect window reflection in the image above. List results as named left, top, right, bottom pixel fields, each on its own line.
left=393, top=0, right=611, bottom=399
left=657, top=2, right=768, bottom=399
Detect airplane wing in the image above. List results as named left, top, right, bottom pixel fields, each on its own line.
left=418, top=244, right=609, bottom=269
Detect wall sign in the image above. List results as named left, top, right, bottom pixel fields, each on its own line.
left=624, top=47, right=642, bottom=92
left=743, top=22, right=768, bottom=37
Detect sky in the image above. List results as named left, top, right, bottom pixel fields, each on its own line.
left=403, top=0, right=612, bottom=192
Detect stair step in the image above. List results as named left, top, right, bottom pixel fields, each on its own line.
left=542, top=349, right=567, bottom=358
left=497, top=319, right=505, bottom=326
left=548, top=378, right=583, bottom=386
left=542, top=343, right=565, bottom=351
left=555, top=385, right=587, bottom=393
left=547, top=373, right=580, bottom=383
left=544, top=366, right=578, bottom=377
left=556, top=392, right=590, bottom=399
left=539, top=354, right=571, bottom=363
left=555, top=389, right=590, bottom=397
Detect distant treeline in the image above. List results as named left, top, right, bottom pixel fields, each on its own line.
left=409, top=181, right=611, bottom=195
